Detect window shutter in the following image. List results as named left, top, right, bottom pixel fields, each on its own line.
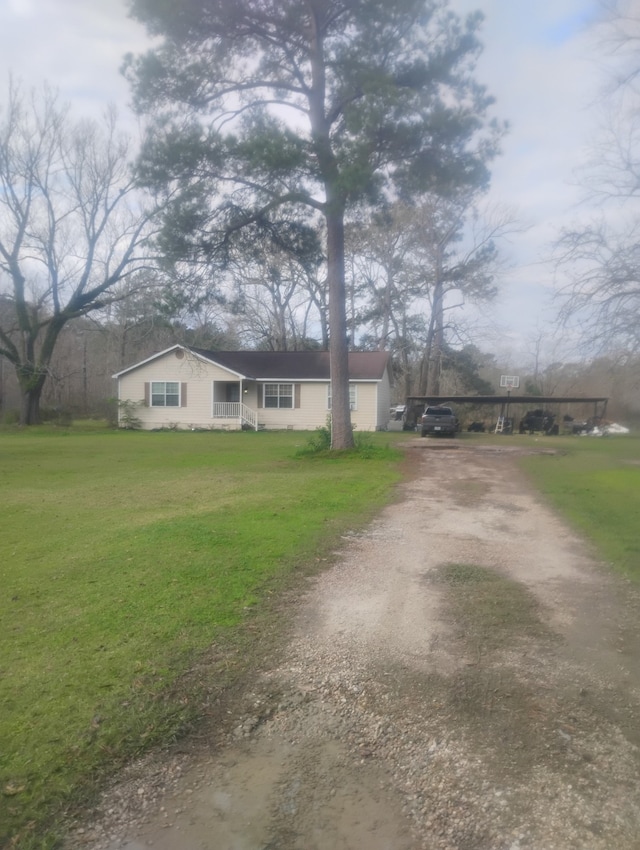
left=144, top=382, right=150, bottom=406
left=181, top=383, right=187, bottom=407
left=258, top=385, right=263, bottom=408
left=294, top=384, right=301, bottom=408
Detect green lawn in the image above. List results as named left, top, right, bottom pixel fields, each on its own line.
left=3, top=425, right=638, bottom=847
left=517, top=432, right=640, bottom=580
left=0, top=427, right=403, bottom=848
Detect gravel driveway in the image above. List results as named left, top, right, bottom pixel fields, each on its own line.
left=66, top=441, right=640, bottom=850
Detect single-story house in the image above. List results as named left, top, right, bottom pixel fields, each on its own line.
left=113, top=345, right=393, bottom=431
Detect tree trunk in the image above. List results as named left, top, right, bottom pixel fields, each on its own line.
left=424, top=244, right=445, bottom=396
left=398, top=316, right=412, bottom=400
left=420, top=307, right=436, bottom=395
left=427, top=313, right=444, bottom=397
left=20, top=388, right=42, bottom=425
left=306, top=6, right=353, bottom=450
left=326, top=207, right=354, bottom=450
left=18, top=370, right=47, bottom=425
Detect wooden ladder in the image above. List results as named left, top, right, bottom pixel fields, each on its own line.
left=495, top=416, right=505, bottom=434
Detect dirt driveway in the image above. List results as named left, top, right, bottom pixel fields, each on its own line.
left=67, top=442, right=640, bottom=850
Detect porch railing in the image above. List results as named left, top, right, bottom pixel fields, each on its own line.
left=212, top=402, right=258, bottom=430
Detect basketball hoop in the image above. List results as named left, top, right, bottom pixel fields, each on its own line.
left=500, top=375, right=520, bottom=390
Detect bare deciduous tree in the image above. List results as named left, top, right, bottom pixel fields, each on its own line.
left=555, top=219, right=640, bottom=351
left=0, top=82, right=160, bottom=423
left=348, top=199, right=513, bottom=395
left=555, top=1, right=640, bottom=353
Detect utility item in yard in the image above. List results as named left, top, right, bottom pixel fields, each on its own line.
left=518, top=409, right=556, bottom=435
left=420, top=406, right=459, bottom=437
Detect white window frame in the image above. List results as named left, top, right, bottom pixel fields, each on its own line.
left=264, top=383, right=294, bottom=409
left=327, top=384, right=357, bottom=411
left=151, top=380, right=180, bottom=407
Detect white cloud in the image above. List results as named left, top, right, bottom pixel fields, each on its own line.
left=0, top=0, right=149, bottom=116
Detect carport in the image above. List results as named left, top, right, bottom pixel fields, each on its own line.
left=403, top=395, right=609, bottom=432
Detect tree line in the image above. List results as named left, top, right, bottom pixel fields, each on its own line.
left=0, top=0, right=638, bottom=438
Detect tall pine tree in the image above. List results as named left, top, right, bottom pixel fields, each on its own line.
left=125, top=0, right=501, bottom=448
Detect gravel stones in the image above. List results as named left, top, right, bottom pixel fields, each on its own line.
left=65, top=447, right=640, bottom=850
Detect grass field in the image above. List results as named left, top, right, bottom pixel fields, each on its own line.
left=0, top=426, right=404, bottom=848
left=517, top=432, right=640, bottom=581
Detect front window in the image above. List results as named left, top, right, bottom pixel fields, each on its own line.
left=327, top=385, right=357, bottom=411
left=151, top=381, right=180, bottom=407
left=264, top=383, right=293, bottom=408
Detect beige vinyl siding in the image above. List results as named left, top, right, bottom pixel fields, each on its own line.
left=256, top=382, right=327, bottom=430
left=118, top=349, right=230, bottom=429
left=117, top=348, right=392, bottom=431
left=349, top=383, right=379, bottom=431
left=255, top=381, right=381, bottom=431
left=375, top=367, right=392, bottom=429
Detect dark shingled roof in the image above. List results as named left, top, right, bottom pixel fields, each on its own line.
left=189, top=348, right=390, bottom=380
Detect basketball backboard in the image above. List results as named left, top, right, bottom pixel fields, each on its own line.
left=500, top=375, right=520, bottom=389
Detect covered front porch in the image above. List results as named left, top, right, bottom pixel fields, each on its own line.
left=211, top=380, right=259, bottom=430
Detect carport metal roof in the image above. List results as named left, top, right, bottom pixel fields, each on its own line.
left=405, top=395, right=609, bottom=421
left=406, top=395, right=608, bottom=407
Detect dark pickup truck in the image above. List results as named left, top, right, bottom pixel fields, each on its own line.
left=420, top=405, right=459, bottom=437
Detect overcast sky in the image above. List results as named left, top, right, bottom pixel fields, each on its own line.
left=0, top=0, right=607, bottom=364
left=450, top=0, right=603, bottom=361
